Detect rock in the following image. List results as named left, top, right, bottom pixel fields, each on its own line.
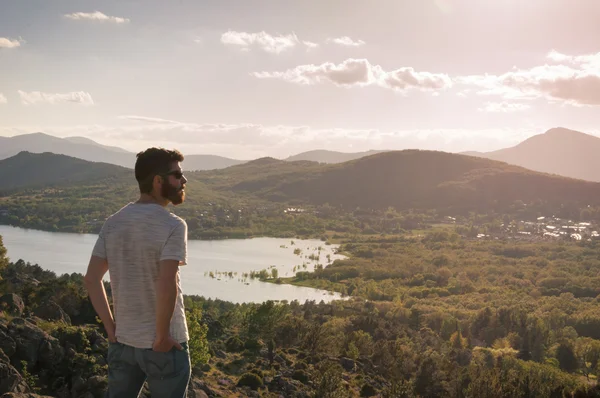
left=1, top=394, right=54, bottom=398
left=32, top=302, right=71, bottom=325
left=0, top=349, right=9, bottom=364
left=0, top=328, right=17, bottom=358
left=86, top=376, right=108, bottom=398
left=0, top=294, right=25, bottom=317
left=187, top=388, right=209, bottom=398
left=7, top=318, right=64, bottom=371
left=217, top=379, right=232, bottom=387
left=0, top=358, right=29, bottom=395
left=90, top=336, right=108, bottom=354
left=188, top=378, right=219, bottom=397
left=339, top=357, right=355, bottom=371
left=269, top=375, right=302, bottom=395
left=215, top=350, right=227, bottom=359
left=70, top=376, right=85, bottom=397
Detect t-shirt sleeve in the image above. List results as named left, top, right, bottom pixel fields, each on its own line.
left=91, top=222, right=107, bottom=259
left=161, top=221, right=188, bottom=265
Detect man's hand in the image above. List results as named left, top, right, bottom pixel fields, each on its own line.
left=152, top=335, right=183, bottom=352
left=105, top=322, right=117, bottom=343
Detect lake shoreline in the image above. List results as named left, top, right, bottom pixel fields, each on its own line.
left=0, top=224, right=349, bottom=304
left=0, top=220, right=336, bottom=243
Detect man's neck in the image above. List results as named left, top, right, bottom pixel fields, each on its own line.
left=137, top=193, right=168, bottom=207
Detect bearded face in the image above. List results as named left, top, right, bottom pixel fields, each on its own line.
left=161, top=175, right=186, bottom=205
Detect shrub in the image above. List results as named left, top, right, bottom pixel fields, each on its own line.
left=225, top=336, right=245, bottom=352
left=237, top=372, right=263, bottom=391
left=292, top=369, right=310, bottom=384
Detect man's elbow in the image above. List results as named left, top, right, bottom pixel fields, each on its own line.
left=84, top=273, right=99, bottom=289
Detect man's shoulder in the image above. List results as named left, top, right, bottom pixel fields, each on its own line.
left=167, top=212, right=187, bottom=228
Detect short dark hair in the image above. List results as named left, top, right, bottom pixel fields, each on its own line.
left=135, top=147, right=184, bottom=193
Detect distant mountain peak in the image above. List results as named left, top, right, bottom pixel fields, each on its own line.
left=246, top=157, right=282, bottom=166
left=470, top=127, right=600, bottom=182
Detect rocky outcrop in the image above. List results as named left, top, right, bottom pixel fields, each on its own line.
left=33, top=302, right=71, bottom=325
left=0, top=326, right=17, bottom=358
left=0, top=356, right=30, bottom=395
left=6, top=318, right=64, bottom=371
left=0, top=294, right=25, bottom=317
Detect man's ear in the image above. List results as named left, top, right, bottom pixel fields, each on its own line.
left=153, top=174, right=164, bottom=186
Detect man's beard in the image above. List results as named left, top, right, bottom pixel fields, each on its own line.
left=161, top=180, right=185, bottom=205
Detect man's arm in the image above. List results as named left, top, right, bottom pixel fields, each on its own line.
left=84, top=255, right=116, bottom=342
left=153, top=221, right=187, bottom=352
left=154, top=259, right=182, bottom=351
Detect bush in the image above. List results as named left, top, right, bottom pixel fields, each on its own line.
left=295, top=361, right=308, bottom=370
left=244, top=338, right=263, bottom=351
left=292, top=369, right=310, bottom=384
left=361, top=383, right=378, bottom=397
left=237, top=372, right=264, bottom=390
left=225, top=336, right=245, bottom=352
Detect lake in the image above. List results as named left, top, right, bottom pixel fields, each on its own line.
left=0, top=225, right=346, bottom=304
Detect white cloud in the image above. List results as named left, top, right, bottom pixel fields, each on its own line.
left=64, top=11, right=130, bottom=24
left=478, top=102, right=531, bottom=113
left=327, top=36, right=365, bottom=47
left=458, top=50, right=600, bottom=106
left=303, top=41, right=319, bottom=50
left=18, top=91, right=94, bottom=106
left=221, top=30, right=300, bottom=54
left=0, top=37, right=22, bottom=49
left=0, top=94, right=7, bottom=104
left=252, top=58, right=452, bottom=92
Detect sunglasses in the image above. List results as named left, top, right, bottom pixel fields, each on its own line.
left=162, top=170, right=184, bottom=180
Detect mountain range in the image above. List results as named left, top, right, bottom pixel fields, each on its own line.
left=3, top=149, right=600, bottom=214
left=0, top=133, right=390, bottom=172
left=1, top=127, right=600, bottom=182
left=0, top=133, right=245, bottom=171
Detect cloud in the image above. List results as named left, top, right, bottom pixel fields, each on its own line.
left=252, top=58, right=452, bottom=92
left=327, top=36, right=365, bottom=47
left=18, top=91, right=94, bottom=106
left=478, top=102, right=531, bottom=113
left=64, top=11, right=130, bottom=24
left=0, top=94, right=7, bottom=104
left=221, top=30, right=301, bottom=54
left=303, top=41, right=319, bottom=50
left=0, top=37, right=22, bottom=49
left=459, top=50, right=600, bottom=106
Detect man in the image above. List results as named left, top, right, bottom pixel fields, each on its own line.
left=84, top=147, right=191, bottom=397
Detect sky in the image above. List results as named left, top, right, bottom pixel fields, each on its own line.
left=1, top=0, right=600, bottom=159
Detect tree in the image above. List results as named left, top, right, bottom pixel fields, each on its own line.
left=556, top=343, right=578, bottom=373
left=246, top=301, right=288, bottom=364
left=186, top=307, right=211, bottom=368
left=0, top=235, right=8, bottom=272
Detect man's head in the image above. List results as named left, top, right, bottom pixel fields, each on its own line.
left=135, top=147, right=187, bottom=205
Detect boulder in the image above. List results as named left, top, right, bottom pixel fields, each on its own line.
left=7, top=318, right=64, bottom=371
left=0, top=327, right=17, bottom=358
left=0, top=358, right=29, bottom=395
left=32, top=302, right=71, bottom=325
left=1, top=394, right=53, bottom=398
left=0, top=294, right=25, bottom=317
left=187, top=378, right=220, bottom=397
left=339, top=357, right=356, bottom=371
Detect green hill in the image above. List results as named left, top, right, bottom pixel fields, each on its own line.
left=0, top=151, right=130, bottom=193
left=215, top=149, right=600, bottom=212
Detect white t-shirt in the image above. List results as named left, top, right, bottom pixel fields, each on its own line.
left=92, top=202, right=189, bottom=348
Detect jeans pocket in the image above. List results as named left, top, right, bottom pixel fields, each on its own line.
left=107, top=342, right=125, bottom=367
left=143, top=349, right=188, bottom=380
